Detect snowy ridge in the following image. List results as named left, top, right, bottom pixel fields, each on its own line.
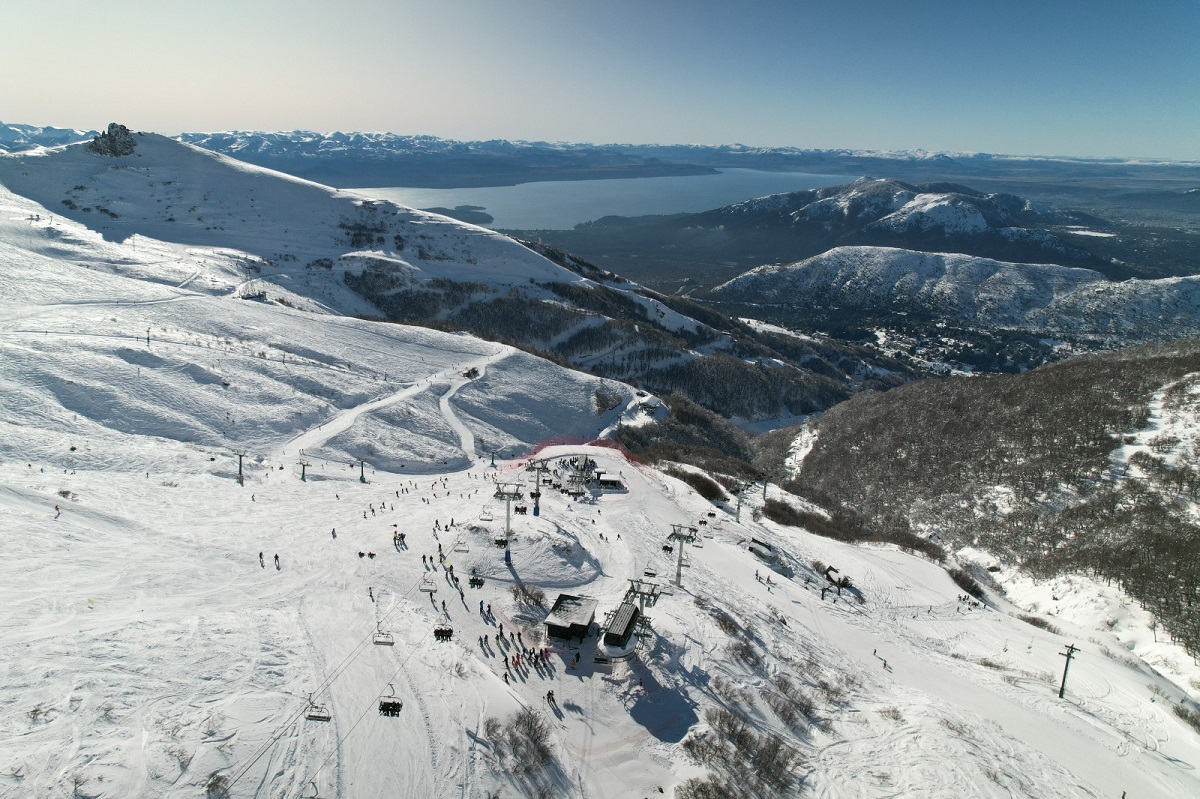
left=714, top=245, right=1200, bottom=343
left=0, top=133, right=585, bottom=313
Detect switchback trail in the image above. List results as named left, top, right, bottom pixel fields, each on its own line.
left=277, top=344, right=514, bottom=463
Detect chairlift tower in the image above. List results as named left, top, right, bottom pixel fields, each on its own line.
left=667, top=523, right=697, bottom=588
left=531, top=462, right=548, bottom=516
left=626, top=577, right=662, bottom=613
left=232, top=449, right=247, bottom=487
left=298, top=458, right=311, bottom=482
left=358, top=459, right=367, bottom=484
left=494, top=481, right=525, bottom=536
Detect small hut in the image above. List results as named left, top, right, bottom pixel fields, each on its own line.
left=544, top=594, right=597, bottom=641
left=595, top=471, right=625, bottom=491
left=603, top=601, right=641, bottom=648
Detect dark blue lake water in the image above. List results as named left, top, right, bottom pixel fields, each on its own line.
left=349, top=168, right=850, bottom=230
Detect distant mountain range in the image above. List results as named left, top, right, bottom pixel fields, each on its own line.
left=521, top=177, right=1142, bottom=291
left=0, top=122, right=96, bottom=152
left=172, top=131, right=1200, bottom=189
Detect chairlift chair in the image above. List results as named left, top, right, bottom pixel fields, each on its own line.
left=419, top=575, right=437, bottom=592
left=373, top=624, right=395, bottom=646
left=480, top=511, right=494, bottom=522
left=304, top=694, right=332, bottom=722
left=378, top=683, right=403, bottom=717
left=453, top=539, right=470, bottom=553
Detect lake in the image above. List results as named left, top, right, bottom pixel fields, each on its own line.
left=347, top=168, right=851, bottom=230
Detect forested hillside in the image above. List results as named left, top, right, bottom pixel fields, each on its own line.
left=786, top=341, right=1200, bottom=655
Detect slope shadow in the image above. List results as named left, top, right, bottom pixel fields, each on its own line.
left=627, top=671, right=698, bottom=744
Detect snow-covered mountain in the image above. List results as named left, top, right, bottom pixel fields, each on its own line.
left=0, top=121, right=96, bottom=153
left=713, top=245, right=1200, bottom=345
left=518, top=177, right=1138, bottom=297
left=707, top=177, right=1106, bottom=259
left=4, top=130, right=1200, bottom=799
left=0, top=128, right=588, bottom=317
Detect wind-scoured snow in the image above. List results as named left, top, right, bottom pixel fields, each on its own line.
left=3, top=139, right=1200, bottom=799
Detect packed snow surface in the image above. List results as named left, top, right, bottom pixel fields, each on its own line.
left=2, top=139, right=1199, bottom=799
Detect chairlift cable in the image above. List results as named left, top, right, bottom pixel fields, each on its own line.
left=226, top=568, right=434, bottom=790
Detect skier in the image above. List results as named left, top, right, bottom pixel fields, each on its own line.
left=54, top=504, right=61, bottom=518
left=368, top=587, right=374, bottom=601
left=274, top=553, right=280, bottom=569
left=259, top=552, right=264, bottom=568
left=332, top=528, right=337, bottom=539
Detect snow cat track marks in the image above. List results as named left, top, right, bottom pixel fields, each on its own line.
left=275, top=345, right=509, bottom=463
left=387, top=637, right=443, bottom=793
left=251, top=718, right=306, bottom=799
left=294, top=605, right=343, bottom=793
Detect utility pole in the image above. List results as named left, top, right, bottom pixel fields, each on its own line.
left=298, top=458, right=311, bottom=482
left=1058, top=643, right=1080, bottom=699
left=233, top=449, right=247, bottom=486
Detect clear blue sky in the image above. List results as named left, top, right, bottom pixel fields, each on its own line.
left=7, top=0, right=1199, bottom=160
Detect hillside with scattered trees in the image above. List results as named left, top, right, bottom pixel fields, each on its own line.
left=783, top=340, right=1200, bottom=656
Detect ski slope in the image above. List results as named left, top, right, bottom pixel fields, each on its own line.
left=2, top=136, right=1199, bottom=799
